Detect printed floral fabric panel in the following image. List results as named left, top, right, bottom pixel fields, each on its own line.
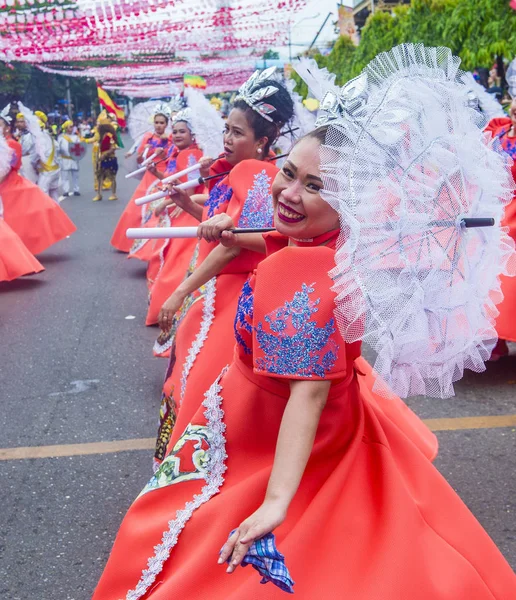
left=237, top=170, right=274, bottom=228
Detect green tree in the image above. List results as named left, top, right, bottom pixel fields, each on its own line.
left=263, top=49, right=280, bottom=60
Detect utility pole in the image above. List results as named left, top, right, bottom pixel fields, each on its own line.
left=66, top=78, right=72, bottom=116
left=308, top=12, right=332, bottom=52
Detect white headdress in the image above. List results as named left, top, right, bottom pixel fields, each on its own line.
left=235, top=67, right=281, bottom=122
left=169, top=95, right=185, bottom=113
left=15, top=101, right=46, bottom=163
left=0, top=104, right=12, bottom=124
left=153, top=102, right=172, bottom=120
left=184, top=87, right=225, bottom=156
left=296, top=43, right=516, bottom=399
left=172, top=107, right=193, bottom=130
left=0, top=131, right=13, bottom=218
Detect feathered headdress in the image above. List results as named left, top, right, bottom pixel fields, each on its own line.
left=153, top=102, right=172, bottom=119
left=16, top=101, right=46, bottom=163
left=172, top=108, right=193, bottom=130
left=0, top=104, right=12, bottom=125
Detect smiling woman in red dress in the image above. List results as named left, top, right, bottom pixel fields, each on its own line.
left=92, top=127, right=515, bottom=600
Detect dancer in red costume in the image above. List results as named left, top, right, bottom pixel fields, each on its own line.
left=93, top=124, right=515, bottom=600
left=0, top=111, right=76, bottom=255
left=144, top=156, right=230, bottom=327
left=128, top=109, right=205, bottom=267
left=149, top=71, right=294, bottom=465
left=110, top=105, right=172, bottom=252
left=0, top=133, right=44, bottom=281
left=485, top=101, right=516, bottom=358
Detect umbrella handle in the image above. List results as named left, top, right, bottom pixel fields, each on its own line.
left=461, top=218, right=495, bottom=228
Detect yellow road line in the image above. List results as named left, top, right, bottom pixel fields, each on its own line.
left=424, top=414, right=516, bottom=432
left=0, top=415, right=515, bottom=461
left=0, top=438, right=155, bottom=461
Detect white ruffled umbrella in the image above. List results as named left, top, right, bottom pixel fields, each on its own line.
left=297, top=44, right=516, bottom=398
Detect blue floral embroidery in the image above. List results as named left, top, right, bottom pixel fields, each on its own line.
left=255, top=283, right=339, bottom=378
left=234, top=279, right=254, bottom=354
left=148, top=136, right=169, bottom=150
left=205, top=182, right=233, bottom=218
left=165, top=158, right=177, bottom=175
left=238, top=170, right=274, bottom=228
left=497, top=129, right=516, bottom=159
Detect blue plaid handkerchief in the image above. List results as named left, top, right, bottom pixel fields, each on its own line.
left=222, top=530, right=295, bottom=594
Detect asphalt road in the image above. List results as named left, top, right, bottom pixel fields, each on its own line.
left=0, top=142, right=515, bottom=599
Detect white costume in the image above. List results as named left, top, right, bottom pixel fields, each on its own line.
left=57, top=133, right=80, bottom=195
left=18, top=131, right=39, bottom=183
left=37, top=130, right=60, bottom=202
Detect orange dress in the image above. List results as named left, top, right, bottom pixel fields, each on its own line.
left=0, top=219, right=44, bottom=281
left=128, top=144, right=205, bottom=264
left=145, top=158, right=233, bottom=327
left=485, top=117, right=516, bottom=341
left=110, top=134, right=173, bottom=253
left=0, top=138, right=76, bottom=255
left=154, top=160, right=279, bottom=462
left=93, top=236, right=515, bottom=600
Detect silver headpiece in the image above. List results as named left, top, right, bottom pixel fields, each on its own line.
left=0, top=104, right=12, bottom=124
left=169, top=95, right=185, bottom=113
left=235, top=67, right=280, bottom=122
left=153, top=102, right=172, bottom=119
left=172, top=108, right=193, bottom=130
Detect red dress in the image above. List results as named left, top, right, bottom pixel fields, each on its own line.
left=0, top=218, right=44, bottom=281
left=93, top=235, right=515, bottom=600
left=0, top=138, right=76, bottom=255
left=128, top=144, right=205, bottom=265
left=145, top=158, right=233, bottom=327
left=154, top=159, right=279, bottom=462
left=110, top=133, right=173, bottom=253
left=485, top=117, right=516, bottom=341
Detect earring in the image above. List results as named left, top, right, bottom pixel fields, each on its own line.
left=257, top=148, right=262, bottom=154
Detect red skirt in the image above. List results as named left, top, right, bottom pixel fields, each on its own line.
left=0, top=219, right=44, bottom=281
left=93, top=357, right=515, bottom=600
left=111, top=170, right=158, bottom=253
left=0, top=170, right=76, bottom=255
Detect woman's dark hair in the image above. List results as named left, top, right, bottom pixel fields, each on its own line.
left=233, top=79, right=294, bottom=154
left=299, top=125, right=328, bottom=145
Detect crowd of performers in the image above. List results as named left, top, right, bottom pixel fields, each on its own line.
left=0, top=104, right=76, bottom=282
left=0, top=102, right=127, bottom=282
left=91, top=48, right=516, bottom=600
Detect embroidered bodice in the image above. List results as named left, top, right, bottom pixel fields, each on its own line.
left=234, top=235, right=361, bottom=381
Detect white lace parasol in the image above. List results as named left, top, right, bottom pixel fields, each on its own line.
left=299, top=43, right=516, bottom=398
left=184, top=87, right=225, bottom=158
left=127, top=100, right=170, bottom=146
